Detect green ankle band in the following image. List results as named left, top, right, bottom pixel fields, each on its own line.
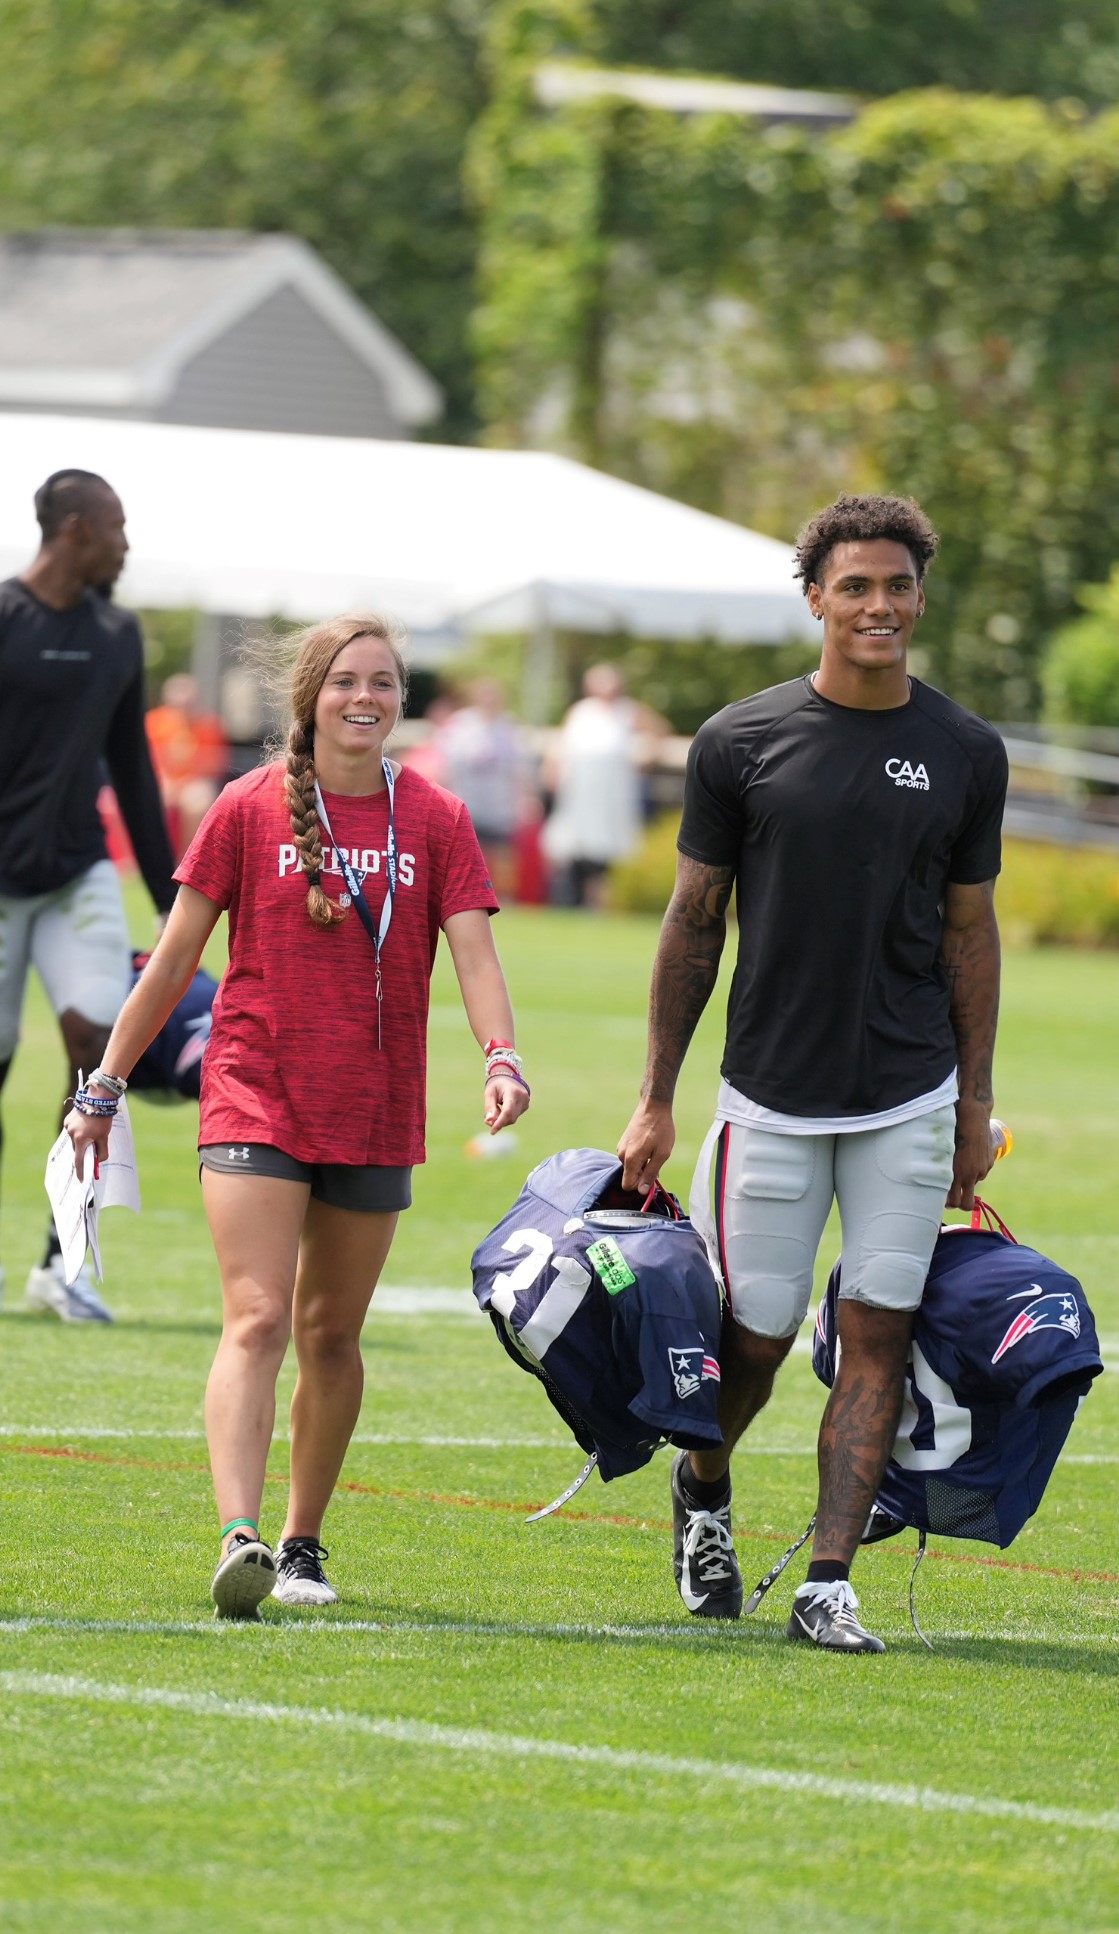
left=220, top=1517, right=259, bottom=1539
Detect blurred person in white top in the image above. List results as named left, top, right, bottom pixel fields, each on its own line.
left=543, top=663, right=669, bottom=908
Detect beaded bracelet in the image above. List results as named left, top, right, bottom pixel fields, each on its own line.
left=485, top=1046, right=524, bottom=1080
left=71, top=1087, right=120, bottom=1118
left=485, top=1068, right=531, bottom=1098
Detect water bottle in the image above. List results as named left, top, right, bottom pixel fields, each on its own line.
left=989, top=1118, right=1013, bottom=1162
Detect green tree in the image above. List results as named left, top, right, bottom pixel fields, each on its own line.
left=597, top=1, right=1119, bottom=105
left=472, top=20, right=1119, bottom=716
left=0, top=0, right=490, bottom=436
left=1042, top=574, right=1119, bottom=731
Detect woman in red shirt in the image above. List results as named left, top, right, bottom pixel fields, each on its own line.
left=66, top=614, right=530, bottom=1620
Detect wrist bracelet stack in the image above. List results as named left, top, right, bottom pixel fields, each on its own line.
left=71, top=1087, right=119, bottom=1118
left=483, top=1037, right=530, bottom=1095
left=71, top=1068, right=128, bottom=1118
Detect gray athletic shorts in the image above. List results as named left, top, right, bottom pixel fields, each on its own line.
left=699, top=1105, right=957, bottom=1337
left=0, top=859, right=131, bottom=1061
left=198, top=1143, right=412, bottom=1213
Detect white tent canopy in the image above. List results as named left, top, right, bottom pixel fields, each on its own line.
left=0, top=413, right=815, bottom=654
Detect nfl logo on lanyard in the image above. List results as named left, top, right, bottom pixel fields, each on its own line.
left=314, top=760, right=398, bottom=1047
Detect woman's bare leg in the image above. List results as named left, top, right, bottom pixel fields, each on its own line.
left=283, top=1200, right=399, bottom=1541
left=201, top=1170, right=310, bottom=1548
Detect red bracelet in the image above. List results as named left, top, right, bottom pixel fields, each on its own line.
left=484, top=1037, right=515, bottom=1057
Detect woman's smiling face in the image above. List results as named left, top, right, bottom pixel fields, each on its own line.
left=313, top=634, right=403, bottom=763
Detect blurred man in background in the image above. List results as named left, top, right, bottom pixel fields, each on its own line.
left=0, top=469, right=177, bottom=1320
left=440, top=677, right=534, bottom=903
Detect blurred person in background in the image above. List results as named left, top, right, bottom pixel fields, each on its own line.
left=618, top=494, right=1007, bottom=1654
left=440, top=677, right=535, bottom=902
left=398, top=690, right=458, bottom=788
left=0, top=469, right=176, bottom=1322
left=146, top=672, right=230, bottom=858
left=543, top=662, right=669, bottom=908
left=65, top=613, right=530, bottom=1620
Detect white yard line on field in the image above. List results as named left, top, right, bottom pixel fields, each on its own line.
left=1, top=1669, right=1116, bottom=1833
left=0, top=1616, right=1111, bottom=1646
left=0, top=1425, right=816, bottom=1453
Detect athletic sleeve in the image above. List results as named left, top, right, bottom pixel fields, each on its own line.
left=174, top=781, right=242, bottom=909
left=947, top=730, right=1009, bottom=885
left=102, top=623, right=178, bottom=913
left=677, top=713, right=742, bottom=867
left=438, top=798, right=501, bottom=922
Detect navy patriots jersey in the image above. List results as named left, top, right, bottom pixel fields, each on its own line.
left=471, top=1148, right=724, bottom=1482
left=128, top=951, right=216, bottom=1101
left=813, top=1227, right=1103, bottom=1547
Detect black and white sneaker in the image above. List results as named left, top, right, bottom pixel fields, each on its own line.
left=274, top=1537, right=338, bottom=1607
left=787, top=1580, right=885, bottom=1653
left=670, top=1450, right=743, bottom=1619
left=211, top=1535, right=276, bottom=1621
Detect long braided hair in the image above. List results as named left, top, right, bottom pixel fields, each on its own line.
left=280, top=613, right=409, bottom=929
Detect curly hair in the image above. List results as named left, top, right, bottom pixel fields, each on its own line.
left=794, top=494, right=939, bottom=592
left=277, top=613, right=409, bottom=930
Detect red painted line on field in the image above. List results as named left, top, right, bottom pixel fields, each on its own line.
left=7, top=1440, right=1119, bottom=1587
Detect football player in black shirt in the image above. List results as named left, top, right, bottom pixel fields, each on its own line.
left=0, top=470, right=176, bottom=1320
left=619, top=493, right=1007, bottom=1652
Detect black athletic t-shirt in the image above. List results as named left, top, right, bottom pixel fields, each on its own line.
left=0, top=578, right=176, bottom=907
left=678, top=675, right=1008, bottom=1117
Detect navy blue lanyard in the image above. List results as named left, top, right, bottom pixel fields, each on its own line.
left=314, top=758, right=397, bottom=1048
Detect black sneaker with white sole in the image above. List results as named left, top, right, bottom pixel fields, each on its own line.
left=670, top=1449, right=743, bottom=1619
left=787, top=1580, right=885, bottom=1653
left=211, top=1534, right=276, bottom=1621
left=274, top=1537, right=338, bottom=1607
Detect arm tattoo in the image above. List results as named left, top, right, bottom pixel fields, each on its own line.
left=642, top=857, right=734, bottom=1103
left=941, top=886, right=1001, bottom=1109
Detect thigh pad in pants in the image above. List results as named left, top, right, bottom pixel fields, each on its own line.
left=716, top=1125, right=834, bottom=1339
left=833, top=1105, right=957, bottom=1311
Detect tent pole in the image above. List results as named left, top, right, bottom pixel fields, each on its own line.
left=523, top=588, right=557, bottom=725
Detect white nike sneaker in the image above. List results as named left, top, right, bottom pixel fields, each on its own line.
left=274, top=1538, right=339, bottom=1606
left=26, top=1256, right=113, bottom=1324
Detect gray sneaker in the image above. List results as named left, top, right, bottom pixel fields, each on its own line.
left=787, top=1580, right=886, bottom=1653
left=211, top=1536, right=276, bottom=1621
left=26, top=1257, right=113, bottom=1323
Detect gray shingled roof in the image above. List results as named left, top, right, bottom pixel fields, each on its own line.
left=0, top=228, right=441, bottom=422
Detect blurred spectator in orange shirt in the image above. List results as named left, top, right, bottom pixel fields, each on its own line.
left=146, top=672, right=229, bottom=856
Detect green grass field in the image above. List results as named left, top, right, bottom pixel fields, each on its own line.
left=1, top=889, right=1116, bottom=1933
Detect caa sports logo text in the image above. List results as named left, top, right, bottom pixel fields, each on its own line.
left=885, top=757, right=930, bottom=791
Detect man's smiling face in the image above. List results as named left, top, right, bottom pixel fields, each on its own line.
left=807, top=538, right=925, bottom=675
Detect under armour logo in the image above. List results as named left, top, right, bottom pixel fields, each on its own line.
left=228, top=1146, right=250, bottom=1161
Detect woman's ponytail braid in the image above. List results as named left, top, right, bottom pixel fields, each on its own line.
left=283, top=719, right=347, bottom=928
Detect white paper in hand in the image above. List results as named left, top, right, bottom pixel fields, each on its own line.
left=44, top=1100, right=141, bottom=1285
left=44, top=1132, right=95, bottom=1287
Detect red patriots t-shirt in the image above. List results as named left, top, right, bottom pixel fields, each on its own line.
left=174, top=762, right=498, bottom=1164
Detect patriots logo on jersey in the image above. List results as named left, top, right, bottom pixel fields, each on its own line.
left=992, top=1289, right=1082, bottom=1363
left=668, top=1348, right=721, bottom=1399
